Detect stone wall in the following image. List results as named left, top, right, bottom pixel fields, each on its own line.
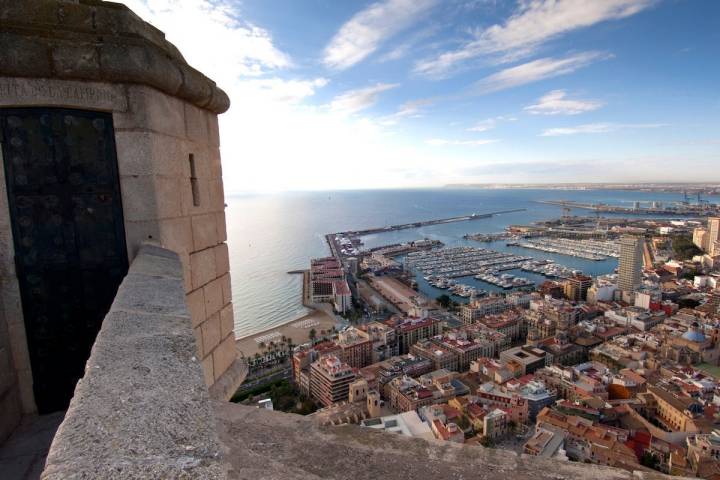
left=41, top=244, right=225, bottom=479
left=0, top=0, right=243, bottom=416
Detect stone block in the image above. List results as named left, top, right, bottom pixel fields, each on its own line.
left=220, top=303, right=234, bottom=339
left=123, top=220, right=162, bottom=261
left=207, top=114, right=220, bottom=147
left=114, top=131, right=189, bottom=178
left=220, top=273, right=232, bottom=306
left=216, top=212, right=228, bottom=243
left=185, top=288, right=205, bottom=328
left=191, top=213, right=218, bottom=251
left=0, top=32, right=53, bottom=78
left=119, top=176, right=157, bottom=222
left=158, top=217, right=193, bottom=255
left=203, top=278, right=224, bottom=317
left=184, top=103, right=209, bottom=144
left=112, top=85, right=185, bottom=139
left=193, top=326, right=204, bottom=358
left=178, top=251, right=192, bottom=294
left=189, top=248, right=216, bottom=290
left=214, top=243, right=230, bottom=276
left=213, top=334, right=238, bottom=382
left=201, top=355, right=214, bottom=387
left=154, top=176, right=183, bottom=219
left=180, top=174, right=211, bottom=216
left=208, top=178, right=225, bottom=212
left=208, top=148, right=223, bottom=179
left=202, top=313, right=222, bottom=355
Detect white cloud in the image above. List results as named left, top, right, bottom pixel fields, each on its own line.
left=468, top=115, right=516, bottom=132
left=475, top=51, right=612, bottom=93
left=236, top=78, right=329, bottom=104
left=323, top=0, right=438, bottom=70
left=525, top=89, right=604, bottom=115
left=426, top=138, right=499, bottom=146
left=414, top=0, right=653, bottom=77
left=329, top=83, right=400, bottom=115
left=119, top=0, right=290, bottom=87
left=540, top=122, right=668, bottom=136
left=378, top=98, right=434, bottom=125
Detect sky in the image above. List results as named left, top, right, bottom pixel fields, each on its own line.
left=118, top=0, right=720, bottom=192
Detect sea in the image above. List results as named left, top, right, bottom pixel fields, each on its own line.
left=226, top=188, right=719, bottom=339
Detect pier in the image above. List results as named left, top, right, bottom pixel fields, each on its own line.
left=537, top=200, right=719, bottom=216
left=339, top=209, right=526, bottom=237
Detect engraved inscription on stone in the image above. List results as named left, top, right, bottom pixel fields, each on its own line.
left=0, top=79, right=125, bottom=110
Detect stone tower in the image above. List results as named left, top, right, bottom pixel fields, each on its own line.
left=0, top=0, right=243, bottom=440
left=367, top=390, right=382, bottom=418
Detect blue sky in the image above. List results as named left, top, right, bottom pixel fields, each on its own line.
left=120, top=0, right=720, bottom=192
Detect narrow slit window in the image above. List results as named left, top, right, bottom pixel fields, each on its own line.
left=189, top=153, right=200, bottom=206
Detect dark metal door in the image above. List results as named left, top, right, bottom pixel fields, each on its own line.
left=0, top=108, right=128, bottom=413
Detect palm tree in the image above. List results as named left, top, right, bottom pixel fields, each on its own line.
left=258, top=341, right=266, bottom=351
left=309, top=328, right=317, bottom=343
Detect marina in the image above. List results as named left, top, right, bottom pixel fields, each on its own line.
left=508, top=237, right=620, bottom=261
left=405, top=246, right=579, bottom=293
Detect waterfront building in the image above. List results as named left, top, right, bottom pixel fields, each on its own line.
left=309, top=355, right=356, bottom=407
left=309, top=257, right=352, bottom=313
left=618, top=235, right=644, bottom=293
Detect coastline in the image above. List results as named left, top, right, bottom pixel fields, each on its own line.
left=235, top=270, right=338, bottom=358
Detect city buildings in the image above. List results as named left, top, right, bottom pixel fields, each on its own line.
left=618, top=235, right=644, bottom=293
left=708, top=218, right=720, bottom=256
left=564, top=274, right=593, bottom=302
left=309, top=355, right=356, bottom=407
left=309, top=257, right=352, bottom=313
left=385, top=314, right=443, bottom=354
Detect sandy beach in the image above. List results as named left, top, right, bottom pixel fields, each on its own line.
left=235, top=271, right=338, bottom=357
left=235, top=308, right=337, bottom=357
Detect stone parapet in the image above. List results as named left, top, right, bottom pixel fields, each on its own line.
left=41, top=244, right=224, bottom=479
left=213, top=400, right=679, bottom=480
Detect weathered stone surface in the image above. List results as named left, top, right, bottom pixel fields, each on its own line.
left=204, top=278, right=225, bottom=317
left=190, top=248, right=217, bottom=290
left=41, top=244, right=224, bottom=479
left=193, top=214, right=219, bottom=251
left=0, top=0, right=230, bottom=113
left=0, top=77, right=128, bottom=111
left=214, top=402, right=677, bottom=480
left=202, top=313, right=222, bottom=355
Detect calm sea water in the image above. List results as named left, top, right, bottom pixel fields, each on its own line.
left=226, top=188, right=718, bottom=339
